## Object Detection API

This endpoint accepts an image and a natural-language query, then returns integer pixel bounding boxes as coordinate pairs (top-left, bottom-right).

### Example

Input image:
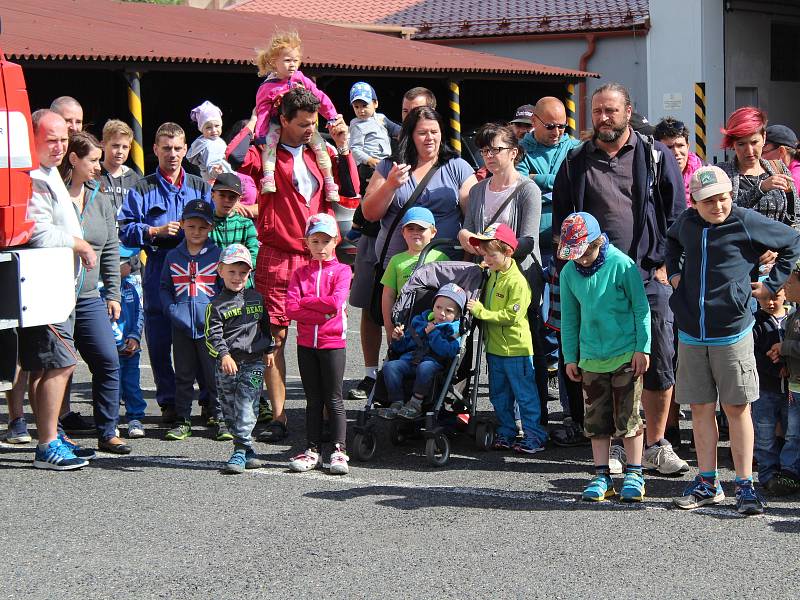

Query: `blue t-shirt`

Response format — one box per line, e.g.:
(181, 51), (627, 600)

(374, 157), (473, 268)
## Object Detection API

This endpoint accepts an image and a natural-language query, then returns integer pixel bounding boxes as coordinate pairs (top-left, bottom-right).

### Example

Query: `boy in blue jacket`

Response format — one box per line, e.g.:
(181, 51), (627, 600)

(159, 200), (227, 441)
(667, 165), (800, 516)
(379, 283), (466, 420)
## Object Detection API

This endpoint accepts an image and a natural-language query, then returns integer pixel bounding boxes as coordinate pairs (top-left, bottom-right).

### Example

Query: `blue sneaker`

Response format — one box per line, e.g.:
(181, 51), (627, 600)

(33, 439), (88, 471)
(673, 475), (725, 510)
(620, 471), (646, 502)
(735, 480), (766, 515)
(222, 449), (247, 474)
(512, 436), (546, 455)
(582, 474), (616, 501)
(58, 433), (96, 461)
(5, 417), (32, 443)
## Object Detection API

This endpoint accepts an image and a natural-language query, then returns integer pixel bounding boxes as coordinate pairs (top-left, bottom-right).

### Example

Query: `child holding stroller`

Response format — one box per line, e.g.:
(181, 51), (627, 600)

(379, 283), (467, 420)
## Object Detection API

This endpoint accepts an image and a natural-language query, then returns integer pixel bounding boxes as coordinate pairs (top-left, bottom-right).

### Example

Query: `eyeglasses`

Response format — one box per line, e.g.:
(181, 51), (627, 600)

(534, 114), (567, 131)
(479, 146), (513, 157)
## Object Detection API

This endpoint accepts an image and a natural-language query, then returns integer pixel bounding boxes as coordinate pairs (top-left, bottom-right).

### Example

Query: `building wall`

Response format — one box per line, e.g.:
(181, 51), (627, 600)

(724, 2), (800, 142)
(449, 33), (649, 130)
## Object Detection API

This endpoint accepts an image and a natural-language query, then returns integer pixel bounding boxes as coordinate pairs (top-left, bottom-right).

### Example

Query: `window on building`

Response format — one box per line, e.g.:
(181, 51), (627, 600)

(772, 22), (800, 81)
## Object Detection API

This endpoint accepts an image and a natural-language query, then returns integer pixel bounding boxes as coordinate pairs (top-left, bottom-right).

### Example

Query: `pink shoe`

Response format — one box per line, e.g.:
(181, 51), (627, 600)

(260, 172), (276, 194)
(288, 448), (321, 472)
(329, 444), (349, 475)
(323, 176), (339, 202)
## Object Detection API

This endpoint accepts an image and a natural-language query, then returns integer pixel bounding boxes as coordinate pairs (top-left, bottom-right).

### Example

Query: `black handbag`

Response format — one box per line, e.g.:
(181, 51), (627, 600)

(368, 164), (441, 324)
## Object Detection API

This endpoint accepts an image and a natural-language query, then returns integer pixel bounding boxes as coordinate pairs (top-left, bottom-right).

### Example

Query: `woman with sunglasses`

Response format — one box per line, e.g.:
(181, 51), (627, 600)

(654, 117), (703, 207)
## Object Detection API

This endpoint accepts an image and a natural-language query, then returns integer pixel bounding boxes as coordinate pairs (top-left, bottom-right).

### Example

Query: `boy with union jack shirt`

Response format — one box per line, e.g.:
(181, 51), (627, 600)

(159, 200), (229, 441)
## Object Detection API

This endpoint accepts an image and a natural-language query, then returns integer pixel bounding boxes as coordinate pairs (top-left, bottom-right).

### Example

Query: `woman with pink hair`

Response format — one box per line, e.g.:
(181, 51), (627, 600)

(718, 106), (797, 226)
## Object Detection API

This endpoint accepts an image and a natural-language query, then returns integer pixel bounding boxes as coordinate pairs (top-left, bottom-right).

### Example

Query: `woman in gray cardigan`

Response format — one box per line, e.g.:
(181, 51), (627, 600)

(59, 131), (130, 454)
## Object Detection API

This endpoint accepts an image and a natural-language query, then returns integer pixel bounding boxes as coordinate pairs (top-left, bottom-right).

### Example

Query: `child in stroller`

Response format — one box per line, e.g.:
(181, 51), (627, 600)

(378, 283), (467, 420)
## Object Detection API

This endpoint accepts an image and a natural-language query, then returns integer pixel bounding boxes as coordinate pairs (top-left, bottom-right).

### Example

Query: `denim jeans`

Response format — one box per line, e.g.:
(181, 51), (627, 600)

(120, 351), (146, 421)
(752, 389), (800, 482)
(382, 357), (443, 405)
(487, 354), (547, 444)
(217, 360), (265, 449)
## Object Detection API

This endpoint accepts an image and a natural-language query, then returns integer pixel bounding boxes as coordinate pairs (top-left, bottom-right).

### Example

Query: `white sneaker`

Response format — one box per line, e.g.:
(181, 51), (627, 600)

(289, 449), (321, 473)
(329, 445), (350, 475)
(609, 444), (627, 475)
(643, 441), (689, 475)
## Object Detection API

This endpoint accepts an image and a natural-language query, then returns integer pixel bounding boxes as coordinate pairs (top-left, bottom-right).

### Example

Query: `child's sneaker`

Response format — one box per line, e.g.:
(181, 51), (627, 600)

(127, 420), (145, 439)
(165, 419), (192, 441)
(5, 417), (32, 443)
(643, 440), (689, 475)
(33, 439), (88, 471)
(329, 444), (349, 475)
(289, 448), (321, 472)
(244, 448), (265, 469)
(768, 470), (800, 496)
(323, 176), (340, 202)
(492, 435), (513, 450)
(620, 471), (646, 502)
(512, 436), (545, 455)
(222, 449), (247, 474)
(672, 475), (725, 509)
(398, 397), (423, 420)
(582, 474), (616, 502)
(735, 480), (766, 515)
(377, 401), (403, 419)
(609, 444), (626, 475)
(260, 172), (276, 194)
(58, 433), (96, 461)
(257, 395), (273, 423)
(215, 422), (234, 442)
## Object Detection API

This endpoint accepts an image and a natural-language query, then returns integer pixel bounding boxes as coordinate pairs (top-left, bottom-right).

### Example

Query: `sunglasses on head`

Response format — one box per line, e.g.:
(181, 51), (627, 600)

(655, 120), (687, 134)
(534, 114), (567, 131)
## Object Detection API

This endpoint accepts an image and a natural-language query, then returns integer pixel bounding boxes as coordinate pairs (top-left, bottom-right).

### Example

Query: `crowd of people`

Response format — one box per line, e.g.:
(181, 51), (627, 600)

(9, 31), (800, 517)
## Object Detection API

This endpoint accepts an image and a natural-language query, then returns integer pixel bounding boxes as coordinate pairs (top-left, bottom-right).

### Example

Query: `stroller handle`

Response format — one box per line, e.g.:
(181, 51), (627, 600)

(414, 238), (462, 268)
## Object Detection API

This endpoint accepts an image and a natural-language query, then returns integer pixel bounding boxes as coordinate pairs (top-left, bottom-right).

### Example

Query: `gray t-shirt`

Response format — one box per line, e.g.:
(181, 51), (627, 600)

(374, 157), (473, 268)
(583, 132), (637, 256)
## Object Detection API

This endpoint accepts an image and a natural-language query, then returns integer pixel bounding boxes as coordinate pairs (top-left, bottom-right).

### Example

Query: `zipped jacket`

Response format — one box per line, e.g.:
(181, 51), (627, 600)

(390, 311), (461, 364)
(781, 309), (800, 391)
(205, 287), (275, 363)
(159, 239), (221, 339)
(666, 205), (800, 342)
(753, 309), (788, 394)
(285, 257), (352, 349)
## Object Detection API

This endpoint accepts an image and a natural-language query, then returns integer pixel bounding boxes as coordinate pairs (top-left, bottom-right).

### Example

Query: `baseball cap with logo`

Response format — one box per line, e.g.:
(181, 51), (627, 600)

(435, 282), (467, 313)
(349, 82), (376, 105)
(468, 223), (519, 251)
(401, 206), (436, 228)
(212, 172), (243, 196)
(766, 124), (799, 149)
(510, 104), (535, 125)
(305, 212), (339, 238)
(558, 212), (602, 261)
(689, 166), (732, 202)
(181, 200), (214, 224)
(219, 243), (253, 269)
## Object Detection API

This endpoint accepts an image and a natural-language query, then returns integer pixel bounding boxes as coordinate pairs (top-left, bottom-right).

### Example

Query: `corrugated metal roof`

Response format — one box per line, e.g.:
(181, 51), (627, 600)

(0, 0), (597, 78)
(229, 0), (650, 40)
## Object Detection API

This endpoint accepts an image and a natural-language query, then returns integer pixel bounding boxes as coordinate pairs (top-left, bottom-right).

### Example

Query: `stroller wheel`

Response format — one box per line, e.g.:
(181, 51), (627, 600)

(425, 433), (450, 467)
(353, 432), (377, 462)
(475, 421), (495, 451)
(389, 421), (409, 446)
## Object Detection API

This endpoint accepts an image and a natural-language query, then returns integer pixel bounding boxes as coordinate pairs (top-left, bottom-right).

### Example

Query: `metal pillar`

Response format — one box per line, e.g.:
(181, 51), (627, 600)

(448, 80), (461, 155)
(565, 83), (577, 138)
(694, 82), (707, 162)
(125, 71), (145, 176)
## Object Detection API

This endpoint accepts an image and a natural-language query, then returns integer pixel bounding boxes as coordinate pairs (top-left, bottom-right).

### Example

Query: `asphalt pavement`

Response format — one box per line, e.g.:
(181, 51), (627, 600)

(2, 307), (799, 599)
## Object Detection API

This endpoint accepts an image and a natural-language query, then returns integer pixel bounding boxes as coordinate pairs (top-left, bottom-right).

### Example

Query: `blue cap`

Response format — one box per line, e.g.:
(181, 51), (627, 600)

(119, 245), (137, 260)
(305, 213), (339, 238)
(181, 200), (214, 224)
(558, 211), (602, 261)
(349, 82), (376, 104)
(435, 283), (467, 312)
(400, 206), (435, 228)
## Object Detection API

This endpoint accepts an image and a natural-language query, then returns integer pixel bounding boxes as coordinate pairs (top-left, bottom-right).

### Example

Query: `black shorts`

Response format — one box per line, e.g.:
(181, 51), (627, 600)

(643, 278), (675, 392)
(18, 315), (78, 371)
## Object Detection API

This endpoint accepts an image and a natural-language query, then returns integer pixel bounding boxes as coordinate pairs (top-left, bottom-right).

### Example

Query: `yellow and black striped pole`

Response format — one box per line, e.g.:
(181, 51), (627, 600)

(694, 82), (707, 162)
(448, 80), (461, 155)
(565, 83), (577, 137)
(126, 71), (145, 176)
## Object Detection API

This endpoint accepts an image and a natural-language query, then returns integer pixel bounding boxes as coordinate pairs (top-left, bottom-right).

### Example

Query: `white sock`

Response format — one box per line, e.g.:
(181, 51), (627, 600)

(364, 367), (377, 380)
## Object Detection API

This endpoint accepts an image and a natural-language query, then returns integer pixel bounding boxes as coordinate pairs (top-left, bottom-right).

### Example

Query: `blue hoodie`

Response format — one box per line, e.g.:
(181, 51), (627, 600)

(517, 132), (581, 193)
(390, 311), (461, 364)
(159, 239), (221, 339)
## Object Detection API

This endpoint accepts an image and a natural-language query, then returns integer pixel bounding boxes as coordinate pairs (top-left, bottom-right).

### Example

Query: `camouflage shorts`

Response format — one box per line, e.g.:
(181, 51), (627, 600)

(581, 364), (643, 438)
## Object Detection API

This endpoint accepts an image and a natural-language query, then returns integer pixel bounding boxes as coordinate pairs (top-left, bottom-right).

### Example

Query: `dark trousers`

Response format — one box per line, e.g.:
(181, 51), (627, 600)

(172, 329), (220, 422)
(145, 309), (175, 408)
(73, 296), (120, 440)
(556, 331), (584, 426)
(529, 309), (554, 426)
(297, 346), (347, 448)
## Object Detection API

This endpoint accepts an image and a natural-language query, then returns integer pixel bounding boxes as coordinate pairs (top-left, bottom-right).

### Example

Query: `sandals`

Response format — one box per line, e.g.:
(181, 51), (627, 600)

(258, 419), (288, 443)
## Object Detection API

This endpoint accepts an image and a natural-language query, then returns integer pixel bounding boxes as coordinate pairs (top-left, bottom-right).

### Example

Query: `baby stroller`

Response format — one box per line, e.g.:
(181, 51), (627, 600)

(352, 240), (494, 467)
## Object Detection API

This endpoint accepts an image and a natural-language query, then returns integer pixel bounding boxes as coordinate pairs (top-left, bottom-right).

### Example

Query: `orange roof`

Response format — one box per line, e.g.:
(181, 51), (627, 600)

(0, 0), (597, 78)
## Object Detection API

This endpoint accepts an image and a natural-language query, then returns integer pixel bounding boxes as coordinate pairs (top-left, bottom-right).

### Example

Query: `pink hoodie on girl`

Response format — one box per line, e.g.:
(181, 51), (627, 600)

(682, 152), (704, 207)
(255, 71), (338, 138)
(285, 257), (352, 349)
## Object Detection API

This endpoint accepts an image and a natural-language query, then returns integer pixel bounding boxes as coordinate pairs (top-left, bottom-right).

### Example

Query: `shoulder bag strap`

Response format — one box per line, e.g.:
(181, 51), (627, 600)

(484, 181), (525, 229)
(377, 163), (441, 267)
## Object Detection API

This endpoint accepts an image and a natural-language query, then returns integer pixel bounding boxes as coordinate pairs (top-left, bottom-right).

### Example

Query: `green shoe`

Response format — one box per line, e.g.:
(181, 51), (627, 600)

(215, 422), (234, 442)
(620, 471), (646, 503)
(582, 474), (616, 502)
(165, 420), (192, 441)
(257, 395), (273, 423)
